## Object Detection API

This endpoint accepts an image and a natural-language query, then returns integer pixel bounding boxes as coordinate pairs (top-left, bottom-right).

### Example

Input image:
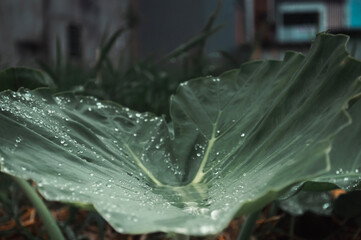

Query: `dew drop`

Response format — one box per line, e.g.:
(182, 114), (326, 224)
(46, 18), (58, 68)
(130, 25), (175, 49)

(211, 210), (220, 220)
(322, 203), (330, 210)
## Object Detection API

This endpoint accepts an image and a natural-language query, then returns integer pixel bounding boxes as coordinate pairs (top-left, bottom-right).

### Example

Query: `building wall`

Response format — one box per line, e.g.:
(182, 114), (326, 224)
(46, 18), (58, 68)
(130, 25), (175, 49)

(327, 1), (344, 29)
(347, 0), (361, 28)
(137, 0), (236, 58)
(0, 0), (129, 67)
(0, 0), (44, 66)
(47, 0), (129, 66)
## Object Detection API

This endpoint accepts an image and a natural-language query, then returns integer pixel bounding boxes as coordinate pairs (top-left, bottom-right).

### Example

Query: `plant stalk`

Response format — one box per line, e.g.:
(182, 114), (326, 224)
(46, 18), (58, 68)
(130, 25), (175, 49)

(237, 210), (261, 240)
(289, 215), (296, 240)
(11, 176), (65, 240)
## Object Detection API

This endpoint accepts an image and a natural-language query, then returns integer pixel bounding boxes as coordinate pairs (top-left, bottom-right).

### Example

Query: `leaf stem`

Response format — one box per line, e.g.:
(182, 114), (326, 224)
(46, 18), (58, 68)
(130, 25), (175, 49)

(289, 215), (296, 240)
(11, 176), (65, 240)
(237, 210), (261, 240)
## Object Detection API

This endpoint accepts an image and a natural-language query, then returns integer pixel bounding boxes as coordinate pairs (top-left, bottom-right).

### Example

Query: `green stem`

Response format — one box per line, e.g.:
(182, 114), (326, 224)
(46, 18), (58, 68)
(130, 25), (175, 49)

(237, 210), (261, 240)
(289, 215), (296, 240)
(268, 202), (277, 217)
(11, 176), (65, 240)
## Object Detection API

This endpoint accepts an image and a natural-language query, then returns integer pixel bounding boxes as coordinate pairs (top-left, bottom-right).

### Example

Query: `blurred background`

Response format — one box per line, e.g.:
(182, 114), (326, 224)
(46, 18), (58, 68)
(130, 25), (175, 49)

(1, 0), (361, 116)
(1, 2), (361, 239)
(1, 0), (361, 67)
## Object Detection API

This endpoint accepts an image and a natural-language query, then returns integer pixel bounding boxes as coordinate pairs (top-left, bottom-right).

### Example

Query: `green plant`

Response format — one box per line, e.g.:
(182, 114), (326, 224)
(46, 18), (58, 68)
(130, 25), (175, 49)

(0, 67), (56, 92)
(35, 2), (230, 118)
(306, 96), (361, 190)
(1, 33), (361, 239)
(277, 94), (361, 221)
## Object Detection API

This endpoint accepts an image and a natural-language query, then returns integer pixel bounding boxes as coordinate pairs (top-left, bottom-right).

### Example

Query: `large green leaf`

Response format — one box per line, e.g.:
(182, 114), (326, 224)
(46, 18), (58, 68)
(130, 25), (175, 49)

(1, 34), (361, 235)
(304, 98), (361, 191)
(279, 99), (361, 214)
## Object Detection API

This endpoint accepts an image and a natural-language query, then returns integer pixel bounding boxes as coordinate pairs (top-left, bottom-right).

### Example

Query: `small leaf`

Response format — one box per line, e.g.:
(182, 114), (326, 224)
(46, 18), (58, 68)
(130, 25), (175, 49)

(1, 34), (361, 235)
(0, 67), (56, 91)
(278, 191), (333, 216)
(279, 191), (333, 216)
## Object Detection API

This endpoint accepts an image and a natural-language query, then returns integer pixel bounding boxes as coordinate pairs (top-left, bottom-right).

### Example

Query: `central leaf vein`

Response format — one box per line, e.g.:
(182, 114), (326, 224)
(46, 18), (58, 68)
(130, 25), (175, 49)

(191, 111), (222, 184)
(124, 144), (163, 186)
